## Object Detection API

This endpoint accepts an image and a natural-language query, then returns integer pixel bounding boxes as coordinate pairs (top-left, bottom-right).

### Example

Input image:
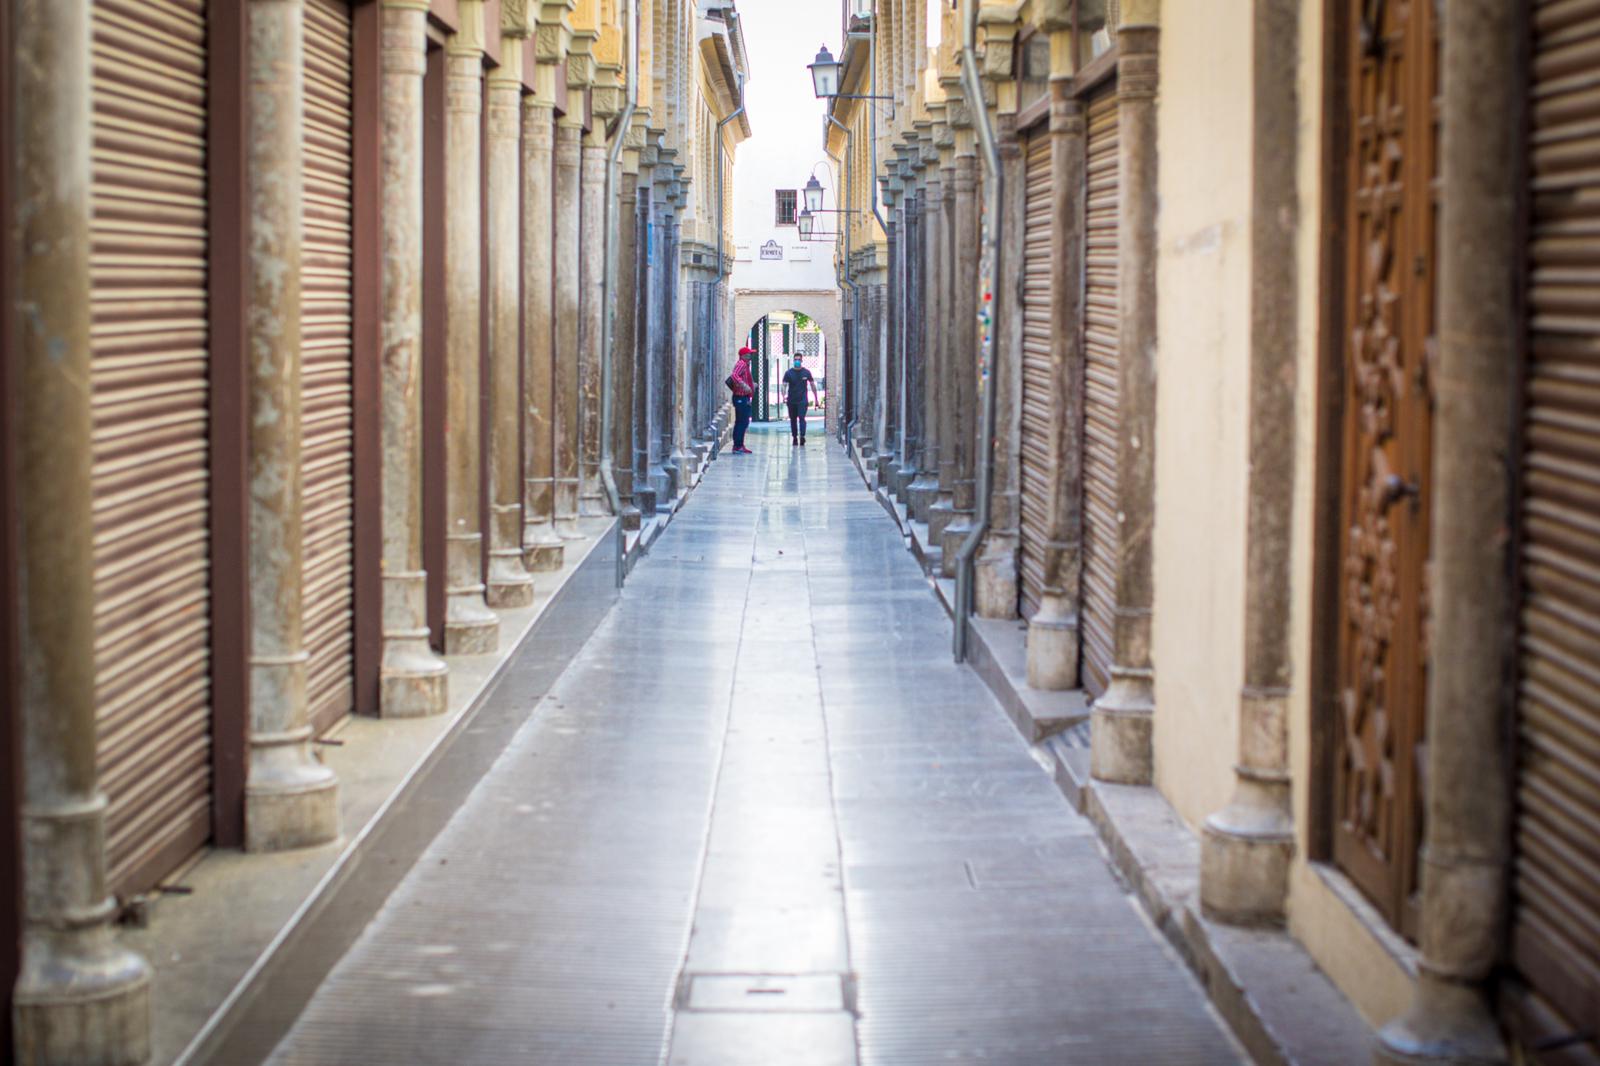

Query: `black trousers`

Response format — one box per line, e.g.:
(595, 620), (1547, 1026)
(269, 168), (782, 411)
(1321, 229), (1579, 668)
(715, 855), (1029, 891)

(788, 401), (807, 440)
(733, 396), (752, 449)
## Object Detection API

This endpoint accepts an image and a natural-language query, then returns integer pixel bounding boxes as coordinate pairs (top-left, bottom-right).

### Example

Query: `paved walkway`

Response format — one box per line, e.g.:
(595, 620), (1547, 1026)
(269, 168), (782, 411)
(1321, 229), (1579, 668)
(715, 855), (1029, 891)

(267, 420), (1243, 1066)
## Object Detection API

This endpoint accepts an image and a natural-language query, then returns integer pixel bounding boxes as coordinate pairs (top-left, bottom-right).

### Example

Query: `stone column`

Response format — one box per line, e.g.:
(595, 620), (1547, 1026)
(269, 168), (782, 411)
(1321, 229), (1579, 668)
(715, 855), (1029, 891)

(927, 153), (959, 550)
(484, 20), (535, 607)
(521, 79), (565, 570)
(1200, 0), (1295, 924)
(877, 201), (899, 480)
(552, 115), (584, 537)
(244, 0), (340, 848)
(1027, 84), (1086, 691)
(941, 149), (979, 576)
(578, 128), (609, 515)
(10, 0), (153, 1052)
(633, 136), (660, 517)
(895, 179), (923, 498)
(666, 178), (690, 498)
(1090, 30), (1159, 783)
(377, 0), (449, 715)
(907, 162), (942, 524)
(976, 114), (1024, 619)
(1376, 1), (1518, 1061)
(614, 157), (643, 532)
(441, 1), (499, 653)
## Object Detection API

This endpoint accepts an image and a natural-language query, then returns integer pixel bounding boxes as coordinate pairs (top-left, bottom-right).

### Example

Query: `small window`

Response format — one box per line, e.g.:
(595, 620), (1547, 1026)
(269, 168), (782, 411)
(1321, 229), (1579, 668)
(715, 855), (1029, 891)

(775, 189), (797, 226)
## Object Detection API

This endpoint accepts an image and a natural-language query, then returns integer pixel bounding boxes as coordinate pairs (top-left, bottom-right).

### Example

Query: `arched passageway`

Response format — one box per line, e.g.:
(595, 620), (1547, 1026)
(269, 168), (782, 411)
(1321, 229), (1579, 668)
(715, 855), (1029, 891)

(733, 290), (842, 433)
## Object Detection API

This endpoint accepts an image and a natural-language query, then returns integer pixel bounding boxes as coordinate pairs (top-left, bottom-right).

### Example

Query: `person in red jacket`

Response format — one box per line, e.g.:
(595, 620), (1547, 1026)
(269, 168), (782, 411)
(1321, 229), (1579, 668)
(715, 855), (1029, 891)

(728, 346), (756, 454)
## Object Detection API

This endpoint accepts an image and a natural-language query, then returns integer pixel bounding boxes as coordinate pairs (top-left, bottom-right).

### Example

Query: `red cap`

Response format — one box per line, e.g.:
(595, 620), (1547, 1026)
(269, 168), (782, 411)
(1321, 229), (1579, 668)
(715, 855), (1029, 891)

(738, 346), (755, 356)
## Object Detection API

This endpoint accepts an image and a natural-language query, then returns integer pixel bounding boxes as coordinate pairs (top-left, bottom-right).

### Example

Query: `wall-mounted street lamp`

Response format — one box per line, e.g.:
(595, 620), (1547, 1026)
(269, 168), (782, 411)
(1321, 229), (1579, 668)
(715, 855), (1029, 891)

(807, 44), (895, 101)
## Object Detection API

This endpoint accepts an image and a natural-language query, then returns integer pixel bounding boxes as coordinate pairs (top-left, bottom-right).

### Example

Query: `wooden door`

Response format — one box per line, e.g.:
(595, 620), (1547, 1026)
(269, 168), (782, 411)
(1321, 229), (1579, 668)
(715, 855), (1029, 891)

(1508, 0), (1600, 1047)
(1329, 0), (1438, 936)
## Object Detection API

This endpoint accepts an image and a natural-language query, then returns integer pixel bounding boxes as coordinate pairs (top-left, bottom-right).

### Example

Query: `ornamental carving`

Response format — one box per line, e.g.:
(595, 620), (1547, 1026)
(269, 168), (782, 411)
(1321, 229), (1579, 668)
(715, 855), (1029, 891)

(1331, 0), (1436, 937)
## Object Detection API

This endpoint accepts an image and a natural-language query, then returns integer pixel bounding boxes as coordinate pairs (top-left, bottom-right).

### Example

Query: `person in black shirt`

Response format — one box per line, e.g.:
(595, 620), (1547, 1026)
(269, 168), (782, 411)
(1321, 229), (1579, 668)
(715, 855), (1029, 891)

(781, 355), (821, 445)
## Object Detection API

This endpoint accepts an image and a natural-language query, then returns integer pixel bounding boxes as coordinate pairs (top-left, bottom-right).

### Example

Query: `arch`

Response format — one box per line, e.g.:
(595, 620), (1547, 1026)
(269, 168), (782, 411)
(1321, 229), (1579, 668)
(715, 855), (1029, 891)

(732, 288), (844, 433)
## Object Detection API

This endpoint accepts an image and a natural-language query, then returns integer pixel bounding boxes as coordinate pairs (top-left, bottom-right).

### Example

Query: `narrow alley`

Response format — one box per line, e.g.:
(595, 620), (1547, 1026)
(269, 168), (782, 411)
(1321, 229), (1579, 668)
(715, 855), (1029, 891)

(260, 422), (1240, 1065)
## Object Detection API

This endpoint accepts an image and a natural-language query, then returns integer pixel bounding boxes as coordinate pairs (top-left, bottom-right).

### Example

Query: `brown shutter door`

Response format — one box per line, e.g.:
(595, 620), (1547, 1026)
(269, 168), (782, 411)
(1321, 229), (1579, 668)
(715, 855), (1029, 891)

(1080, 85), (1120, 697)
(90, 0), (213, 896)
(302, 0), (357, 735)
(1018, 131), (1054, 619)
(1511, 0), (1600, 1041)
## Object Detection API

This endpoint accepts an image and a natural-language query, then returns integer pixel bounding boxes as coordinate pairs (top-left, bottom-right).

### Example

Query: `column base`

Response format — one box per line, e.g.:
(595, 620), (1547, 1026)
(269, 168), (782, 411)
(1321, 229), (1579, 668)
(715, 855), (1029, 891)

(245, 735), (340, 852)
(1027, 602), (1080, 690)
(379, 636), (448, 719)
(1091, 666), (1155, 784)
(975, 537), (1019, 619)
(907, 476), (938, 523)
(554, 478), (582, 538)
(635, 482), (659, 518)
(14, 925), (151, 1066)
(1199, 779), (1294, 926)
(940, 518), (972, 578)
(579, 490), (609, 517)
(522, 521), (566, 572)
(444, 590), (499, 655)
(621, 503), (643, 532)
(486, 551), (536, 608)
(1375, 972), (1507, 1066)
(927, 497), (955, 546)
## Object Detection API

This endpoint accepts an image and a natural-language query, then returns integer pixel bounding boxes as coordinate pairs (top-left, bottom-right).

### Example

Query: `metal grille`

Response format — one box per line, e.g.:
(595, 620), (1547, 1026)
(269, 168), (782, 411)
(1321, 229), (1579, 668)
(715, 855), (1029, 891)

(1080, 85), (1119, 698)
(301, 0), (357, 735)
(89, 0), (213, 897)
(1510, 0), (1600, 1042)
(1019, 131), (1054, 619)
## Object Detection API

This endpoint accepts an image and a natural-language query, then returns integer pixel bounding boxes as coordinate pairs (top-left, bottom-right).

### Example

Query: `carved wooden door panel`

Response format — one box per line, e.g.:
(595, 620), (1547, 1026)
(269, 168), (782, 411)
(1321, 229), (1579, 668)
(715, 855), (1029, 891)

(1330, 0), (1438, 938)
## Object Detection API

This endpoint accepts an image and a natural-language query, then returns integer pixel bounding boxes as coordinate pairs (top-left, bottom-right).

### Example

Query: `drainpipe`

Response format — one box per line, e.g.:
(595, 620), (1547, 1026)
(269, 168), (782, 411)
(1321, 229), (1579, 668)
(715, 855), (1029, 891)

(825, 113), (859, 447)
(715, 48), (746, 442)
(952, 0), (1001, 662)
(600, 0), (638, 588)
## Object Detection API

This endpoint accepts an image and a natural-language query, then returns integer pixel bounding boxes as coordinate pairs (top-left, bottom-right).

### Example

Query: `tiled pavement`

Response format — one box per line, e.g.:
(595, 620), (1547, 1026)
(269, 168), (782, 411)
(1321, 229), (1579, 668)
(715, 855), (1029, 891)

(266, 419), (1245, 1065)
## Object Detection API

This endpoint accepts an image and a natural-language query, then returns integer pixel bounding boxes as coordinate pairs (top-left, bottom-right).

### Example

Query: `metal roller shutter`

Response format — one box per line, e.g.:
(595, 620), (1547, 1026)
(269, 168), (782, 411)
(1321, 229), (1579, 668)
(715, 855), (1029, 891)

(1018, 131), (1054, 618)
(301, 0), (356, 735)
(1511, 1), (1600, 1045)
(89, 0), (213, 896)
(1080, 85), (1120, 697)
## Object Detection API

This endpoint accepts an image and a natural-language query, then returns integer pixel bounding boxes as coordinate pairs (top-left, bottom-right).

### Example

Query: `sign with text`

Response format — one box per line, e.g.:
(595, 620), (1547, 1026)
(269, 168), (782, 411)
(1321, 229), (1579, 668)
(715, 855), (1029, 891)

(759, 239), (783, 261)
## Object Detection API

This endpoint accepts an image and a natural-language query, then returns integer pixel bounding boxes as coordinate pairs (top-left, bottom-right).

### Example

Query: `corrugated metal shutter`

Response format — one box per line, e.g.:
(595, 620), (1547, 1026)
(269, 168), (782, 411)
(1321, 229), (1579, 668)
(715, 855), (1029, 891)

(1018, 130), (1054, 619)
(89, 0), (213, 896)
(301, 0), (356, 735)
(1080, 85), (1120, 697)
(1510, 1), (1600, 1045)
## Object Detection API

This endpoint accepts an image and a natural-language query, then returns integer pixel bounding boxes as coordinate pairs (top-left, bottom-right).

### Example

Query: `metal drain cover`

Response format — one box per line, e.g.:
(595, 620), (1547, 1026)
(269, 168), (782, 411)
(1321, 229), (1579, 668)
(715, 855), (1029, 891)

(686, 974), (845, 1013)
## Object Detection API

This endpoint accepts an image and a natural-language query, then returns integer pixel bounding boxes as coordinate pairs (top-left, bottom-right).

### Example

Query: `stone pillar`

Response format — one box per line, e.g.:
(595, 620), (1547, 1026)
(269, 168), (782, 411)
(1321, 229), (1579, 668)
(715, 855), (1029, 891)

(1027, 85), (1086, 691)
(484, 22), (535, 607)
(941, 150), (979, 576)
(614, 158), (643, 532)
(244, 0), (341, 848)
(1090, 30), (1159, 783)
(907, 163), (943, 524)
(976, 115), (1024, 619)
(927, 154), (959, 549)
(441, 1), (499, 654)
(578, 129), (609, 515)
(10, 0), (153, 1052)
(521, 81), (565, 570)
(1375, 1), (1518, 1061)
(666, 180), (690, 498)
(877, 203), (899, 478)
(377, 0), (449, 715)
(1200, 0), (1295, 924)
(633, 137), (660, 517)
(895, 180), (923, 497)
(552, 116), (584, 537)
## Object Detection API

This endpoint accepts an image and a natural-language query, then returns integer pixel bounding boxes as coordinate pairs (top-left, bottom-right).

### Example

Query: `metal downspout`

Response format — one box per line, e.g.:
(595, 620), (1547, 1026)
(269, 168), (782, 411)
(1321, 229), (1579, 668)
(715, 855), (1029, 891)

(825, 113), (859, 447)
(600, 0), (638, 588)
(953, 0), (1002, 661)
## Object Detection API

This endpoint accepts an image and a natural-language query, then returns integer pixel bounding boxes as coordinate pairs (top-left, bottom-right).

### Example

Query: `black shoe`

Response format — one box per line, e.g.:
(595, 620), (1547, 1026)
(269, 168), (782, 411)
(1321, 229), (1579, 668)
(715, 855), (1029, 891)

(799, 438), (807, 446)
(792, 438), (798, 446)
